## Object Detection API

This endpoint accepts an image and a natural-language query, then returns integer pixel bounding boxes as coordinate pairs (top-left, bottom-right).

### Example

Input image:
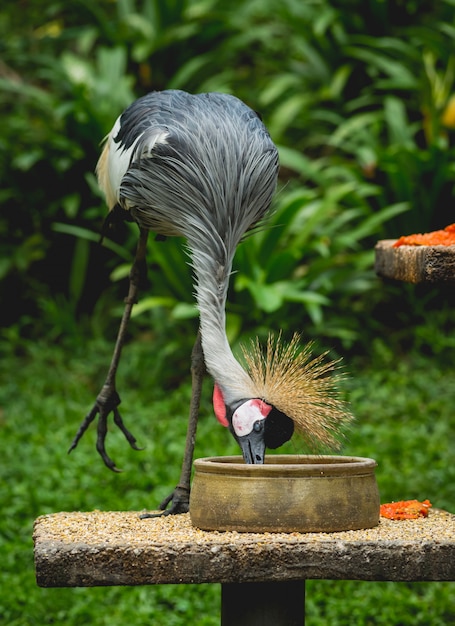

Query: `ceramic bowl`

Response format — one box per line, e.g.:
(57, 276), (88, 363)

(190, 454), (380, 533)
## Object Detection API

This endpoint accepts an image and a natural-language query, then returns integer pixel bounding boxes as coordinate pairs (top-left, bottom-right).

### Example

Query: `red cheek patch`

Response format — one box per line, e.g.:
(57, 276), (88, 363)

(250, 398), (272, 418)
(213, 384), (229, 427)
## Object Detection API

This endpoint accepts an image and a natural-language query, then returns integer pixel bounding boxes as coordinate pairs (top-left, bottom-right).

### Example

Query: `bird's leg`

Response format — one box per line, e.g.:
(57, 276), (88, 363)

(68, 228), (149, 472)
(141, 330), (205, 517)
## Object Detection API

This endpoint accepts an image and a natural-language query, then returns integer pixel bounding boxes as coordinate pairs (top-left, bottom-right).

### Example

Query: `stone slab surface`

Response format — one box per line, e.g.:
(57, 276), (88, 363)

(375, 240), (455, 284)
(34, 509), (455, 587)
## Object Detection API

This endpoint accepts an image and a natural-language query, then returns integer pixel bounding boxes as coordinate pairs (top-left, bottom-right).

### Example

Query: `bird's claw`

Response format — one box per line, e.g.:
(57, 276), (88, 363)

(140, 485), (190, 518)
(68, 383), (142, 472)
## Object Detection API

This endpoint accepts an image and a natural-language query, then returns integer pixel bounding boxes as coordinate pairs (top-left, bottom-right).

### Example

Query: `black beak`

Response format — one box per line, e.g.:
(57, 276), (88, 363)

(236, 422), (266, 464)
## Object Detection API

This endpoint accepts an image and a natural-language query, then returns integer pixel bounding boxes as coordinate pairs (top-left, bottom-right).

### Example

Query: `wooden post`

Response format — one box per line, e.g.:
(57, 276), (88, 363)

(221, 581), (305, 626)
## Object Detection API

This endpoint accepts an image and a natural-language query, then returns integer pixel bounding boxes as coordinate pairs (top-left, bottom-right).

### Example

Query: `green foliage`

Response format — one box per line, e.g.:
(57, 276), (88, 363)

(231, 152), (408, 345)
(2, 0), (455, 352)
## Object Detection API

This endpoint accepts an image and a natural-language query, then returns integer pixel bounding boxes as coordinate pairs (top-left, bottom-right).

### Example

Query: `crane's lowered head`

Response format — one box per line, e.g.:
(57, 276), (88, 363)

(213, 388), (294, 463)
(212, 334), (353, 464)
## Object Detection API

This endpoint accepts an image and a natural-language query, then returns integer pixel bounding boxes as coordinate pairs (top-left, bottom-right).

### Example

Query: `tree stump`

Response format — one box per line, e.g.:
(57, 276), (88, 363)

(375, 240), (455, 284)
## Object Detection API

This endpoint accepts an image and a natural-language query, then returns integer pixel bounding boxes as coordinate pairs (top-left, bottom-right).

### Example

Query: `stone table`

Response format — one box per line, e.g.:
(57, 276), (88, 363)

(34, 509), (455, 625)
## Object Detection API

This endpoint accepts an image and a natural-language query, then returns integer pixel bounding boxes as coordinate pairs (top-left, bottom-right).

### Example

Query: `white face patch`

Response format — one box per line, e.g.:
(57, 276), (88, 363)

(232, 399), (271, 437)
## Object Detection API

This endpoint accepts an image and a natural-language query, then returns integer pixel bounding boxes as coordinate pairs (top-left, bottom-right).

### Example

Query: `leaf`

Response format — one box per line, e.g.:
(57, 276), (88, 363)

(337, 202), (410, 246)
(52, 223), (133, 261)
(328, 112), (380, 149)
(345, 45), (418, 88)
(384, 96), (416, 147)
(69, 238), (90, 305)
(171, 302), (198, 319)
(259, 74), (299, 106)
(268, 94), (312, 139)
(131, 296), (178, 317)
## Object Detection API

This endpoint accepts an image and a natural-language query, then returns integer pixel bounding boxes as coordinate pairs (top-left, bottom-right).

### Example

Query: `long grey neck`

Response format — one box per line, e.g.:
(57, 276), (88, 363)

(188, 236), (254, 405)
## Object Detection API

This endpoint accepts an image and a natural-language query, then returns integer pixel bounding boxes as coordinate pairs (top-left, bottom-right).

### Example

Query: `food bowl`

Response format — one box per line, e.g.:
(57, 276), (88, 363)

(190, 455), (380, 533)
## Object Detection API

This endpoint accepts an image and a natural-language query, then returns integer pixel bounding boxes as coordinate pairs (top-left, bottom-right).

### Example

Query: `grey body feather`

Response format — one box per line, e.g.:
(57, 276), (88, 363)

(103, 90), (279, 404)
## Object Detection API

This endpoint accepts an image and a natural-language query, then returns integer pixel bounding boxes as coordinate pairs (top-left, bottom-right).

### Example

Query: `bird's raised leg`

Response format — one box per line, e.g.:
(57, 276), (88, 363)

(141, 330), (205, 517)
(68, 228), (149, 472)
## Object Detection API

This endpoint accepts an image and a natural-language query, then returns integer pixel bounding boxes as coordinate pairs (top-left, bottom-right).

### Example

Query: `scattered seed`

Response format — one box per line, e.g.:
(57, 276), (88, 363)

(34, 508), (454, 547)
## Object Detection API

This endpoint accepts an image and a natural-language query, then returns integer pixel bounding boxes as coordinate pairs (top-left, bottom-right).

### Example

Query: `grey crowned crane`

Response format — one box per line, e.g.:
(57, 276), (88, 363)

(69, 90), (351, 515)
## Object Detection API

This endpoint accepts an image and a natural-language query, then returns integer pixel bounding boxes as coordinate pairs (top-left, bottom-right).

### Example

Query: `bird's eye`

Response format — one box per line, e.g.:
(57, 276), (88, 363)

(253, 420), (263, 433)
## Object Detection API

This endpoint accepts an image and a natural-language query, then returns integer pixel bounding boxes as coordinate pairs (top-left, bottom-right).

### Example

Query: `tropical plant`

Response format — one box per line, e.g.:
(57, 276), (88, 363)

(2, 0), (455, 354)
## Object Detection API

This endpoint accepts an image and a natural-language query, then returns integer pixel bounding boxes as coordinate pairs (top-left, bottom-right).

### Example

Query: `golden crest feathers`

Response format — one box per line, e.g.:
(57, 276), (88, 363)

(241, 333), (353, 450)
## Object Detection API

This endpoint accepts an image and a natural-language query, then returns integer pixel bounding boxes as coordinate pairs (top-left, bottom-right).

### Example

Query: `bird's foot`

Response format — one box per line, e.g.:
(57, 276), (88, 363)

(140, 484), (190, 518)
(68, 383), (143, 472)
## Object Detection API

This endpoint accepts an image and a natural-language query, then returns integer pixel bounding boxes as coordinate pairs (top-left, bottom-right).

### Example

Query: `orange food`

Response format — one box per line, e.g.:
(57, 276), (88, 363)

(380, 499), (432, 520)
(393, 223), (455, 247)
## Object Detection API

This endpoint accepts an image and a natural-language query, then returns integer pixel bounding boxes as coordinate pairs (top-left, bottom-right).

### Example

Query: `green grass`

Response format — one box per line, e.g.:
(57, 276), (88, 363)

(0, 336), (454, 625)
